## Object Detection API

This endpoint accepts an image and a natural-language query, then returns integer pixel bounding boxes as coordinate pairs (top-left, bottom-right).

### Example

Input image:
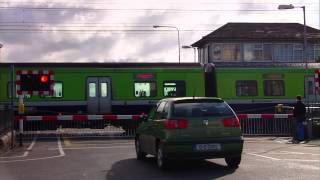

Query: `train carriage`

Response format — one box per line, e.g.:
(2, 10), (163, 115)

(1, 62), (320, 130)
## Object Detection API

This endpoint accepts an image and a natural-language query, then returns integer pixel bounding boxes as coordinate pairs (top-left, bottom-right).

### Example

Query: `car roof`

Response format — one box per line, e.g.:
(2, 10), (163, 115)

(159, 97), (223, 103)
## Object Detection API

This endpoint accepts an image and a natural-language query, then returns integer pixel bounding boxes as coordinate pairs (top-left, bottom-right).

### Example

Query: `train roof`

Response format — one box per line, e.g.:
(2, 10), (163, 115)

(0, 62), (202, 68)
(212, 62), (320, 69)
(1, 62), (320, 69)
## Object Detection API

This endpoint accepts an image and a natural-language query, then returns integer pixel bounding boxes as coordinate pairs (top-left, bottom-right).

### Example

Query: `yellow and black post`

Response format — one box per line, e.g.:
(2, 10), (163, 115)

(18, 94), (24, 146)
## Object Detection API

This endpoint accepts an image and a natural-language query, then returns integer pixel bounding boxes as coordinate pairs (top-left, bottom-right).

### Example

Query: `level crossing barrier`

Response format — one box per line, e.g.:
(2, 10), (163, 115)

(237, 114), (293, 136)
(14, 114), (145, 138)
(14, 113), (294, 138)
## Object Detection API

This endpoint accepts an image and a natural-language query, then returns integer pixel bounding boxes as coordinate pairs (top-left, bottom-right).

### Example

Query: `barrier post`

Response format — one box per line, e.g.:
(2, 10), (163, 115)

(18, 95), (24, 146)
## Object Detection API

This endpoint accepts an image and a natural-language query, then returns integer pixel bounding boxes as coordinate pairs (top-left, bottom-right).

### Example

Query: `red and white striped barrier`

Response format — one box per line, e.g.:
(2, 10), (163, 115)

(237, 114), (293, 119)
(15, 114), (142, 121)
(16, 114), (293, 121)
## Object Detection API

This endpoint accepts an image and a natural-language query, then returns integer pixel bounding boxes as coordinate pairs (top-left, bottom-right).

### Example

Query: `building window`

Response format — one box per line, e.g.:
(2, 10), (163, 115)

(293, 44), (303, 62)
(264, 80), (285, 96)
(315, 44), (320, 62)
(236, 80), (258, 96)
(244, 44), (263, 61)
(263, 44), (273, 61)
(163, 81), (186, 97)
(273, 44), (293, 62)
(134, 82), (156, 97)
(211, 43), (240, 61)
(204, 45), (209, 63)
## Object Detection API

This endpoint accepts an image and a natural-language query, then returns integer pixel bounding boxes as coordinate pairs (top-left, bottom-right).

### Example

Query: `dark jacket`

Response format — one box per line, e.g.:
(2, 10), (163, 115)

(293, 101), (306, 121)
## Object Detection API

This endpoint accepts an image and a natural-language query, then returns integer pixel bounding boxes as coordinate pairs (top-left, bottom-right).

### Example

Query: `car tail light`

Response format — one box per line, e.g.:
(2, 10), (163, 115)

(223, 117), (240, 128)
(164, 119), (188, 129)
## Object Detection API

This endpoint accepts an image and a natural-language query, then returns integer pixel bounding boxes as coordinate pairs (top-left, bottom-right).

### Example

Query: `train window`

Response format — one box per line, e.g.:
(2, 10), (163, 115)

(7, 82), (31, 99)
(134, 82), (156, 97)
(53, 82), (63, 98)
(163, 81), (186, 97)
(89, 82), (97, 97)
(264, 80), (285, 96)
(236, 81), (258, 96)
(100, 82), (108, 97)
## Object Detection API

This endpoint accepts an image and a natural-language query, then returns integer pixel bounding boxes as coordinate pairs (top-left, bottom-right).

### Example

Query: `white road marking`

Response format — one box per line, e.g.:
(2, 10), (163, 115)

(0, 137), (37, 159)
(49, 145), (132, 150)
(57, 136), (65, 156)
(281, 159), (320, 162)
(278, 151), (320, 156)
(0, 136), (65, 163)
(246, 152), (280, 160)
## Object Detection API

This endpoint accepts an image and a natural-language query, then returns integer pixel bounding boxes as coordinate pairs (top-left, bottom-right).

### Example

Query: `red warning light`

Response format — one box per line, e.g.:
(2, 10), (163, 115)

(40, 75), (49, 83)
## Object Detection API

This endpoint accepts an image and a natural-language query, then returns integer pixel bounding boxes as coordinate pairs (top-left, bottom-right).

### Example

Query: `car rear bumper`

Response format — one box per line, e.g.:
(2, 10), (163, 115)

(161, 136), (243, 160)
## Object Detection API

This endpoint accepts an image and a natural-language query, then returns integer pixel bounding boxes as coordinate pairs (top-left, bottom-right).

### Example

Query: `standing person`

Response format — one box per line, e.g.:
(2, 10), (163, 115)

(292, 95), (306, 143)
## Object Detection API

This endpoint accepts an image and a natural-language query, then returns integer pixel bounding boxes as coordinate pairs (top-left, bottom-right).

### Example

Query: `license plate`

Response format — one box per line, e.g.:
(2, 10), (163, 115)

(194, 143), (221, 151)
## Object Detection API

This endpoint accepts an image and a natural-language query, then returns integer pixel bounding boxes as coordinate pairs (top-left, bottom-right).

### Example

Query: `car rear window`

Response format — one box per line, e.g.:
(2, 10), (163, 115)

(172, 102), (234, 117)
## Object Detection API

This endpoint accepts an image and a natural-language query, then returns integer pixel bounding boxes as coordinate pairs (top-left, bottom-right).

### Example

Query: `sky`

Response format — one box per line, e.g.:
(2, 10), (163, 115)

(0, 0), (319, 63)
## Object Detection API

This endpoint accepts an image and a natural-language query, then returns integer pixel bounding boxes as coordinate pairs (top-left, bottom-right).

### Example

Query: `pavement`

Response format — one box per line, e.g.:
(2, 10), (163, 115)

(244, 136), (320, 146)
(0, 131), (15, 154)
(0, 136), (319, 180)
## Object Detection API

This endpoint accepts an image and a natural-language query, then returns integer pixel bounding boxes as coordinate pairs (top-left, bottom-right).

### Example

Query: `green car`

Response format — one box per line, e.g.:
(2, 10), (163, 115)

(135, 97), (243, 169)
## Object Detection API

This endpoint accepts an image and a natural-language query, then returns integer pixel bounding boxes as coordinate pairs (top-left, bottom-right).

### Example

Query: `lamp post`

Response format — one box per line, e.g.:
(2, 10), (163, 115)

(278, 4), (309, 102)
(0, 43), (3, 63)
(182, 45), (197, 62)
(278, 4), (307, 69)
(153, 25), (181, 63)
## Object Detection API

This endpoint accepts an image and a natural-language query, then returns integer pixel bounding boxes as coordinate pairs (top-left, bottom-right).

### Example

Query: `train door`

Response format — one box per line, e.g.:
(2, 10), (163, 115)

(87, 77), (112, 114)
(305, 76), (318, 103)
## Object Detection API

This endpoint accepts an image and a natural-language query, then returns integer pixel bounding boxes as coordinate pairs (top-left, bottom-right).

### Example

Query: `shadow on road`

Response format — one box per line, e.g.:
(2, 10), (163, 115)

(106, 157), (236, 180)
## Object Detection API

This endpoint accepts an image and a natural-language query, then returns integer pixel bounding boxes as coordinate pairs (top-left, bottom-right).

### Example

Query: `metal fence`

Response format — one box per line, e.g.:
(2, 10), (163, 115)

(0, 104), (13, 136)
(238, 114), (293, 136)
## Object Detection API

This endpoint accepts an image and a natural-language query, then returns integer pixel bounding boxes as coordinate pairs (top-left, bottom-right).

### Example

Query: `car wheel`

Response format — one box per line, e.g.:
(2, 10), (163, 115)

(225, 156), (241, 169)
(135, 137), (146, 160)
(156, 144), (169, 169)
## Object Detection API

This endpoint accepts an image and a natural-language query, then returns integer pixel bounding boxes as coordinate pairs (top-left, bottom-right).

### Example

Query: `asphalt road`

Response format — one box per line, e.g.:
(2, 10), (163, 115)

(0, 137), (319, 180)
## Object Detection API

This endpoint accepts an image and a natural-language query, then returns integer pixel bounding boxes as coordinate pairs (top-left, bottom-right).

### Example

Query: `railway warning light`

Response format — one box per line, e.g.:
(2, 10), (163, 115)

(17, 70), (54, 94)
(40, 75), (49, 83)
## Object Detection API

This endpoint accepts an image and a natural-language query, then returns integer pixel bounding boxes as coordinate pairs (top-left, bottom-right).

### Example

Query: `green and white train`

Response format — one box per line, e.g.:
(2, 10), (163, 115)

(0, 62), (319, 115)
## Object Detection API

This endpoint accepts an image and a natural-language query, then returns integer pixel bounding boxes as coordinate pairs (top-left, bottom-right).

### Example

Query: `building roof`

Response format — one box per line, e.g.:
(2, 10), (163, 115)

(192, 23), (320, 47)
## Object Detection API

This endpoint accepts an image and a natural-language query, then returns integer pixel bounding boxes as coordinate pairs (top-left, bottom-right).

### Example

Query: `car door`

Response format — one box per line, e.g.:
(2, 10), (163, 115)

(138, 107), (156, 153)
(144, 101), (167, 154)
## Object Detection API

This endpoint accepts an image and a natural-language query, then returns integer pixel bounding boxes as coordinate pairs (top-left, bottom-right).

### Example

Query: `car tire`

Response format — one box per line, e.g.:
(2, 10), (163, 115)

(135, 137), (146, 160)
(156, 144), (169, 170)
(225, 156), (241, 169)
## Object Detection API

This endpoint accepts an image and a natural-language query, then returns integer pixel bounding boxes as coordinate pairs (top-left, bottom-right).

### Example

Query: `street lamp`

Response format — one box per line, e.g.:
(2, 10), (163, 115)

(182, 45), (197, 63)
(278, 4), (309, 101)
(278, 4), (307, 69)
(153, 25), (181, 63)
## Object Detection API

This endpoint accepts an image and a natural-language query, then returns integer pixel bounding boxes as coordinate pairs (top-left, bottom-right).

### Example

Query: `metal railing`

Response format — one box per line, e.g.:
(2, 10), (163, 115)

(238, 114), (293, 136)
(0, 104), (13, 136)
